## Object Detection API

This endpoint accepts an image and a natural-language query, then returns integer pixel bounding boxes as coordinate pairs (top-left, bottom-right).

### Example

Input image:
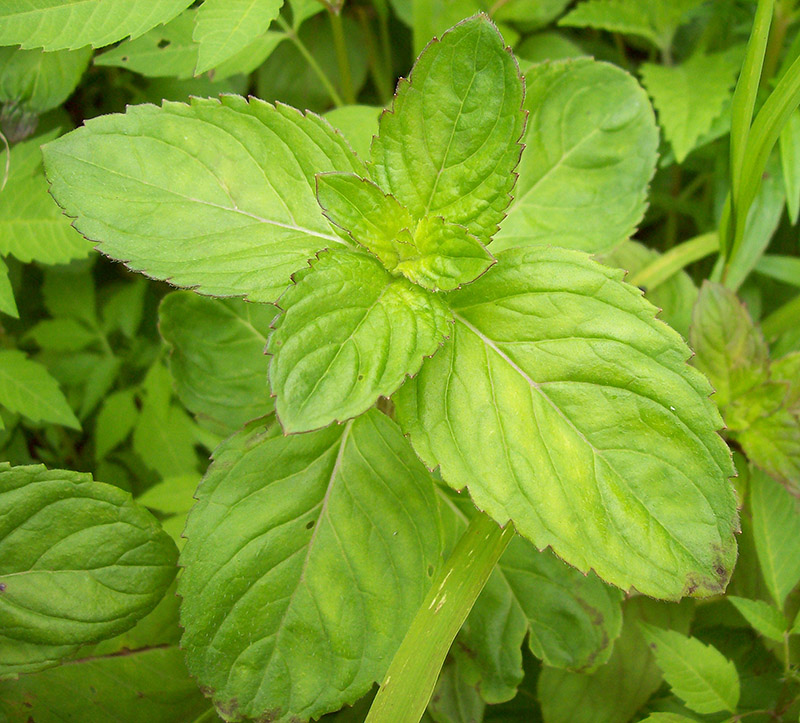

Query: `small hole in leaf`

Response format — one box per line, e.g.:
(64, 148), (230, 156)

(157, 39), (170, 49)
(427, 565), (434, 577)
(358, 374), (364, 381)
(306, 520), (315, 530)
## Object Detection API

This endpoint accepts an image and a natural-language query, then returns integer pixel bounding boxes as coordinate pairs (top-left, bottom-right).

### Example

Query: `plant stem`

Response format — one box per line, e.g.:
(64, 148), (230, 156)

(365, 511), (515, 723)
(329, 10), (356, 104)
(761, 0), (791, 87)
(629, 232), (719, 291)
(276, 17), (344, 108)
(356, 7), (393, 103)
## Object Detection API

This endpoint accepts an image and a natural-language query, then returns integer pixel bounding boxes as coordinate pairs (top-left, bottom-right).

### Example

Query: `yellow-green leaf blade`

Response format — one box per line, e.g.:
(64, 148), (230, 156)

(395, 246), (737, 600)
(43, 96), (364, 302)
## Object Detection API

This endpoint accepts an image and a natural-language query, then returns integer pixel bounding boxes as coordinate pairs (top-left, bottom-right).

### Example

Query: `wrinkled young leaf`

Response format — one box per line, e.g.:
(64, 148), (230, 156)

(538, 597), (693, 723)
(0, 0), (194, 50)
(639, 624), (740, 715)
(494, 58), (658, 254)
(316, 172), (416, 266)
(194, 0), (284, 74)
(0, 45), (91, 114)
(316, 174), (495, 291)
(396, 246), (737, 600)
(160, 291), (277, 435)
(395, 215), (495, 292)
(689, 281), (768, 411)
(370, 15), (525, 245)
(0, 646), (212, 723)
(0, 350), (79, 429)
(559, 0), (703, 50)
(269, 249), (451, 433)
(750, 466), (800, 608)
(640, 50), (740, 163)
(1, 130), (92, 265)
(727, 596), (787, 642)
(179, 411), (443, 722)
(0, 464), (178, 672)
(43, 96), (363, 302)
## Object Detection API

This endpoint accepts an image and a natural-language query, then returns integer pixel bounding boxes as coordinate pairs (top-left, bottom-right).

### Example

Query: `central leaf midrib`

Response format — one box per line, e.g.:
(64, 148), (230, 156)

(452, 312), (715, 572)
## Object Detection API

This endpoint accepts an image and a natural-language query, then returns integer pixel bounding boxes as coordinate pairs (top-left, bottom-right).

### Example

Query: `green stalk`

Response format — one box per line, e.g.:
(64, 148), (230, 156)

(366, 512), (515, 723)
(629, 232), (718, 292)
(727, 0), (774, 255)
(276, 17), (344, 108)
(761, 292), (800, 338)
(329, 10), (356, 105)
(356, 7), (393, 103)
(729, 50), (800, 269)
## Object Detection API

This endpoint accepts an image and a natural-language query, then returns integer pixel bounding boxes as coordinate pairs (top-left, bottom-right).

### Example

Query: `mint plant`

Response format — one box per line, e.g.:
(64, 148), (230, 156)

(1, 1), (800, 722)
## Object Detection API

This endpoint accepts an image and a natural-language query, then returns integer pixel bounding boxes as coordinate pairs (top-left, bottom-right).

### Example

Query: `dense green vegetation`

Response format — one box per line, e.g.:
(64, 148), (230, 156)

(0, 1), (799, 722)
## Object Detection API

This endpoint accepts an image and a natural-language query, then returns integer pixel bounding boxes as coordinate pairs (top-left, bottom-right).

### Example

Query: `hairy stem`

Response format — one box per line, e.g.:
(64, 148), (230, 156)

(365, 511), (515, 723)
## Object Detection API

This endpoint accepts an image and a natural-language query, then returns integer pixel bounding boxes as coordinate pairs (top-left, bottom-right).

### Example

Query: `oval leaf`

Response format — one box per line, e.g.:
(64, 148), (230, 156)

(160, 292), (277, 435)
(369, 14), (526, 244)
(395, 246), (737, 600)
(179, 411), (444, 722)
(494, 58), (658, 254)
(43, 96), (364, 302)
(639, 624), (740, 715)
(268, 249), (451, 433)
(0, 464), (178, 661)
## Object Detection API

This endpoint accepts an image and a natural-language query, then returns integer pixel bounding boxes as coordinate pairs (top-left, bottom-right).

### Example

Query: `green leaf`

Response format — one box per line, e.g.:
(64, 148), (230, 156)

(136, 474), (199, 516)
(0, 0), (195, 51)
(779, 109), (800, 224)
(494, 58), (658, 254)
(179, 410), (444, 722)
(639, 624), (740, 715)
(0, 350), (79, 429)
(755, 254), (800, 287)
(94, 388), (138, 459)
(0, 636), (77, 680)
(727, 596), (788, 642)
(194, 0), (284, 74)
(132, 362), (198, 479)
(0, 45), (91, 114)
(324, 105), (382, 160)
(750, 464), (800, 611)
(737, 413), (800, 498)
(640, 50), (739, 163)
(640, 715), (698, 723)
(0, 646), (212, 722)
(369, 15), (525, 245)
(599, 239), (698, 339)
(160, 292), (277, 436)
(0, 464), (178, 664)
(25, 317), (98, 352)
(396, 215), (496, 292)
(43, 96), (364, 302)
(95, 8), (284, 81)
(0, 258), (18, 318)
(316, 172), (417, 267)
(395, 246), (737, 600)
(538, 596), (694, 723)
(689, 282), (768, 412)
(428, 659), (485, 723)
(268, 249), (451, 433)
(443, 492), (623, 704)
(0, 131), (92, 265)
(559, 0), (703, 50)
(316, 174), (495, 291)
